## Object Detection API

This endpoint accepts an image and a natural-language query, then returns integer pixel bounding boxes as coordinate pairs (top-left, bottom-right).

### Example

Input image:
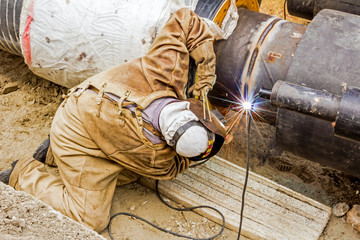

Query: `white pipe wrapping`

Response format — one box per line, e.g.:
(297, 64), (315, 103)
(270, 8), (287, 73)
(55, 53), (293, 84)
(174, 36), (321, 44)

(19, 0), (238, 88)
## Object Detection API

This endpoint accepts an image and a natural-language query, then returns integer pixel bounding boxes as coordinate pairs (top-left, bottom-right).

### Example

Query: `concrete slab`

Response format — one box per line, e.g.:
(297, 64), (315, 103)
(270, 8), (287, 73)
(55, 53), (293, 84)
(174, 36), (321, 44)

(142, 156), (331, 240)
(0, 182), (105, 240)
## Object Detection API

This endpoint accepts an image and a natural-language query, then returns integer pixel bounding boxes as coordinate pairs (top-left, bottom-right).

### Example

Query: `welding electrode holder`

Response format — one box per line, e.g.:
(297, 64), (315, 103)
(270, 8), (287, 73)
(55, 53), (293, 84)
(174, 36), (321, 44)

(259, 80), (360, 142)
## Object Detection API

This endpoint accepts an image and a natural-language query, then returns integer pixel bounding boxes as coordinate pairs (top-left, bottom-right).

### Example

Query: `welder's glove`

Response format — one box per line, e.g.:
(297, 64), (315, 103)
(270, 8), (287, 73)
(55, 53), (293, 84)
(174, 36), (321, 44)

(189, 83), (213, 100)
(189, 41), (216, 100)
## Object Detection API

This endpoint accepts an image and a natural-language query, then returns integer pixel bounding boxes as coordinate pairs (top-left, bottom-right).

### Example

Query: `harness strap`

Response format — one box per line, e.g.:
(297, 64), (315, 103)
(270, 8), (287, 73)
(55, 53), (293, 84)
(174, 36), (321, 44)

(96, 83), (107, 105)
(118, 90), (131, 126)
(61, 88), (77, 107)
(80, 85), (163, 139)
(170, 120), (215, 161)
(170, 121), (203, 147)
(74, 82), (91, 98)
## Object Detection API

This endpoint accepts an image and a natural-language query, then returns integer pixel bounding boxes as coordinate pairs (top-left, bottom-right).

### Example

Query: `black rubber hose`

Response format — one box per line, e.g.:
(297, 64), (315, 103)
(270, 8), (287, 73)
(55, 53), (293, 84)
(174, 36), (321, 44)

(107, 180), (226, 240)
(0, 0), (22, 55)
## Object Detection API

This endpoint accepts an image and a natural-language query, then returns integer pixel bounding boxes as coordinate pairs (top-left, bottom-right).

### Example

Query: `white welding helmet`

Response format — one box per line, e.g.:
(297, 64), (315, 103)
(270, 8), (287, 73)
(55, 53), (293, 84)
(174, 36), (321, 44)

(159, 101), (213, 158)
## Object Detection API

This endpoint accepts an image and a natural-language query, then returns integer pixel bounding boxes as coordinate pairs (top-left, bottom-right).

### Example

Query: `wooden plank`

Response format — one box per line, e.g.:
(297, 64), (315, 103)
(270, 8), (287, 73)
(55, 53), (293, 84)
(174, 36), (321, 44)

(141, 156), (331, 240)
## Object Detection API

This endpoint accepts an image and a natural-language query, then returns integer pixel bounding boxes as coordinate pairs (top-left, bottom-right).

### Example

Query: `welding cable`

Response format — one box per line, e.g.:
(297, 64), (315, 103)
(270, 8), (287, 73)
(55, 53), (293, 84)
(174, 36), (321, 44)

(236, 111), (252, 240)
(107, 180), (226, 240)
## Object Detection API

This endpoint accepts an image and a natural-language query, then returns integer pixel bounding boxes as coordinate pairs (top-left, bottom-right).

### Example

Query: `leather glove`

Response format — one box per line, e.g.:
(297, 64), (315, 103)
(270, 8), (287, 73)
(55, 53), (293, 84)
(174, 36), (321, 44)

(188, 81), (214, 100)
(189, 41), (216, 100)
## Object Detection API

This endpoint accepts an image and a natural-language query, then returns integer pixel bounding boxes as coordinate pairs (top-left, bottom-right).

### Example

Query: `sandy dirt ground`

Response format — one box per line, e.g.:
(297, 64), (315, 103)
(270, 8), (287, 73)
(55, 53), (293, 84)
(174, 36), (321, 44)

(1, 0), (360, 239)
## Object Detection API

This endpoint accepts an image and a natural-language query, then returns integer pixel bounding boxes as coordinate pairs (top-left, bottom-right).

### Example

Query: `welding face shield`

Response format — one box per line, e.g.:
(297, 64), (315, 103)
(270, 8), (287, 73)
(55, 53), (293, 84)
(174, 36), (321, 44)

(159, 98), (226, 161)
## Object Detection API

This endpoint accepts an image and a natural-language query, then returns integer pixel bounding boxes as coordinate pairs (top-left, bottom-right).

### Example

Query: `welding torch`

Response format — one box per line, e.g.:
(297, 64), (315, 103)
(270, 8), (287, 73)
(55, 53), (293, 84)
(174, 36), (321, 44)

(259, 80), (360, 142)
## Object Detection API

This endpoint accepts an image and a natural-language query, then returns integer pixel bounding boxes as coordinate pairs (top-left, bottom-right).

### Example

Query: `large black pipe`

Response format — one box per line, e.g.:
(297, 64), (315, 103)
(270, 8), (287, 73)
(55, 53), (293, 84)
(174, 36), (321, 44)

(212, 8), (360, 177)
(287, 0), (360, 19)
(335, 87), (360, 142)
(264, 80), (342, 122)
(0, 0), (22, 55)
(277, 9), (360, 177)
(211, 8), (306, 124)
(261, 81), (360, 143)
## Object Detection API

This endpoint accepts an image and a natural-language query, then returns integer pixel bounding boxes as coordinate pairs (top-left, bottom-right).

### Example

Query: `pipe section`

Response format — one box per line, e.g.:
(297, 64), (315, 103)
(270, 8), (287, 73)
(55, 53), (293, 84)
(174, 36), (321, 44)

(213, 8), (360, 177)
(211, 8), (306, 123)
(261, 81), (360, 143)
(0, 0), (22, 55)
(277, 9), (360, 177)
(335, 87), (360, 142)
(287, 0), (360, 19)
(267, 80), (342, 122)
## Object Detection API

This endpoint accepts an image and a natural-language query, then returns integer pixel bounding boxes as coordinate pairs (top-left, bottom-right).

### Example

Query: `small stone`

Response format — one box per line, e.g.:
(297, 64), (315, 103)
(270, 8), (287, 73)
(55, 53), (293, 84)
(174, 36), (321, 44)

(129, 205), (136, 211)
(332, 202), (350, 217)
(346, 204), (360, 232)
(356, 190), (359, 195)
(2, 82), (19, 94)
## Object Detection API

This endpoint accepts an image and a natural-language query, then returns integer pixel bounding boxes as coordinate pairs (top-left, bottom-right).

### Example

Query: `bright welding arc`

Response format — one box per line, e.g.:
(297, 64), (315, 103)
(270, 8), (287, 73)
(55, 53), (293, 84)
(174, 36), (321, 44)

(242, 101), (253, 110)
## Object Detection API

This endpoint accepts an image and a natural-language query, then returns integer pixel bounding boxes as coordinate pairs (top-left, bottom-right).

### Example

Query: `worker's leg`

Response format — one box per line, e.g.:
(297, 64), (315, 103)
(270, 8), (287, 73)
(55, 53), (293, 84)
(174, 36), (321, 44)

(9, 153), (124, 233)
(44, 144), (56, 166)
(116, 168), (140, 186)
(45, 143), (139, 186)
(9, 93), (136, 233)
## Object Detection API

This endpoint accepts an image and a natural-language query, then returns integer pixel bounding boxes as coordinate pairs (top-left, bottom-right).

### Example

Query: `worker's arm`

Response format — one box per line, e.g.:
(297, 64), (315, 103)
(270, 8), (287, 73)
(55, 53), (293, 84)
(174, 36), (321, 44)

(142, 8), (216, 100)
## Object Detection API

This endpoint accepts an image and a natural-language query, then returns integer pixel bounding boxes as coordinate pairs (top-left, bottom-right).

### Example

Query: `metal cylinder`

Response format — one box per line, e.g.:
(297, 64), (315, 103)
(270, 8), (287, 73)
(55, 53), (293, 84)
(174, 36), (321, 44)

(335, 87), (360, 142)
(287, 0), (314, 19)
(277, 9), (360, 177)
(287, 0), (360, 19)
(270, 80), (341, 122)
(214, 8), (360, 178)
(210, 8), (306, 123)
(263, 81), (360, 143)
(0, 0), (22, 55)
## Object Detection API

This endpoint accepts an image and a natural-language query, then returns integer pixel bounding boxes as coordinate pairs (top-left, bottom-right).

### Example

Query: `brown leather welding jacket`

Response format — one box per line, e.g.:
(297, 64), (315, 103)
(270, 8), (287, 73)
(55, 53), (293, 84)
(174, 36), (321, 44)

(66, 8), (217, 180)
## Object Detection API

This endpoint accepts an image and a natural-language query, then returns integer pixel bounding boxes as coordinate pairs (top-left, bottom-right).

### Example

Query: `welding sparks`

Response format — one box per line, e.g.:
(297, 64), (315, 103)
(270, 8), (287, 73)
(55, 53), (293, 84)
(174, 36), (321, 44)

(232, 94), (259, 116)
(210, 88), (270, 137)
(207, 77), (274, 140)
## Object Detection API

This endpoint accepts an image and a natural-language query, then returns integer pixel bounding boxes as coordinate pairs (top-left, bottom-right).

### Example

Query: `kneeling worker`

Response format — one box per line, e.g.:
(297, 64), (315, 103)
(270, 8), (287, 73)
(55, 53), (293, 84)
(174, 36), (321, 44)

(0, 8), (225, 232)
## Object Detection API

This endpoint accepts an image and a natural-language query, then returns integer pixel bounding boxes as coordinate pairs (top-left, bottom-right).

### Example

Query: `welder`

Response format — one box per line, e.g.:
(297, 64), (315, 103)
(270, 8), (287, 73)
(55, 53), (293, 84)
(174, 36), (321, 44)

(0, 8), (225, 232)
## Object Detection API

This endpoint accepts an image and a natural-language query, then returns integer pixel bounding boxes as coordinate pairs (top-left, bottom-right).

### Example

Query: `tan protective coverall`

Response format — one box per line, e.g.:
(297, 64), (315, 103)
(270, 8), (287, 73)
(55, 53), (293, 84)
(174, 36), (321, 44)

(9, 8), (216, 232)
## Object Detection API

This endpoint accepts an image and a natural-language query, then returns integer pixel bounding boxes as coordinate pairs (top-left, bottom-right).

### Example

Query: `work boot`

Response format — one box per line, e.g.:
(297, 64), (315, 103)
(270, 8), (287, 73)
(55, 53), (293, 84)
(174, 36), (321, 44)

(0, 160), (19, 185)
(33, 136), (50, 163)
